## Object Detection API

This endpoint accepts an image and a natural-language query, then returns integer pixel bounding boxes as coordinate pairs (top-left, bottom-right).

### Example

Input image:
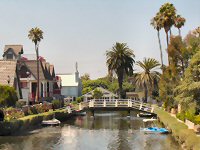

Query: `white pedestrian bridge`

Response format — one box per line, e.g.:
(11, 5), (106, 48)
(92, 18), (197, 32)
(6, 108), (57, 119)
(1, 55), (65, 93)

(78, 99), (154, 114)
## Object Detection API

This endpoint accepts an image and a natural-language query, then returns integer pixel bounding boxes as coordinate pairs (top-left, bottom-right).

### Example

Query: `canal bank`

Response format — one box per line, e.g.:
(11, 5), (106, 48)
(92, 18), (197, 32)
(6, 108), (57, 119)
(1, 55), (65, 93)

(0, 111), (181, 150)
(155, 107), (200, 150)
(0, 109), (76, 136)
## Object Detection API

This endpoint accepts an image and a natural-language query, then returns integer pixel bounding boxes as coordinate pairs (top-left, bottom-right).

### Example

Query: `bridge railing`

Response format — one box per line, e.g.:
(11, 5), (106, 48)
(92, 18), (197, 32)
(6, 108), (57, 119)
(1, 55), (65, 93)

(78, 99), (154, 113)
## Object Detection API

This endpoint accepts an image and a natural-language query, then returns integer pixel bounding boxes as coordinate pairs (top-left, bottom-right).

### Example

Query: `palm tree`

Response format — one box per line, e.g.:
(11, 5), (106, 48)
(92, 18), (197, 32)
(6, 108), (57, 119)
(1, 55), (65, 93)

(28, 27), (43, 103)
(158, 3), (176, 65)
(106, 42), (135, 98)
(151, 13), (164, 71)
(159, 3), (176, 48)
(135, 58), (160, 103)
(174, 15), (186, 36)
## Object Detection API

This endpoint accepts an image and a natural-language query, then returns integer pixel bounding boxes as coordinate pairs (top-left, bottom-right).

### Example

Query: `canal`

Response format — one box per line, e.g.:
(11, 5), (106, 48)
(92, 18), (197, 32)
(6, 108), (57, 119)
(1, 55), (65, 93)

(0, 111), (181, 150)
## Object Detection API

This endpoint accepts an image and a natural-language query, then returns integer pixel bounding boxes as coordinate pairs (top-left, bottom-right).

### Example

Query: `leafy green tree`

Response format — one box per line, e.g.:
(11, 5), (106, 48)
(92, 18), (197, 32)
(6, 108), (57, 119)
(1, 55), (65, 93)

(92, 89), (103, 99)
(159, 64), (180, 109)
(135, 58), (160, 103)
(0, 85), (18, 107)
(28, 27), (43, 103)
(81, 73), (90, 81)
(175, 50), (200, 112)
(184, 30), (200, 58)
(168, 36), (189, 75)
(106, 42), (135, 98)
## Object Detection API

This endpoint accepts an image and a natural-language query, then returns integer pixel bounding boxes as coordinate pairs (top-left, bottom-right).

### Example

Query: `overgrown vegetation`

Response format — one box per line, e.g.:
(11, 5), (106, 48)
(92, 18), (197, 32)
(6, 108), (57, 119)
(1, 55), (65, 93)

(0, 85), (18, 107)
(81, 75), (135, 97)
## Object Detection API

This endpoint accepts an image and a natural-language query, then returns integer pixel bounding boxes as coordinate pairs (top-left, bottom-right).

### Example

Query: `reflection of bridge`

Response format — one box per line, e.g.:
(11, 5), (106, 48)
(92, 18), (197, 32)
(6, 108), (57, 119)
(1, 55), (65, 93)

(78, 99), (154, 115)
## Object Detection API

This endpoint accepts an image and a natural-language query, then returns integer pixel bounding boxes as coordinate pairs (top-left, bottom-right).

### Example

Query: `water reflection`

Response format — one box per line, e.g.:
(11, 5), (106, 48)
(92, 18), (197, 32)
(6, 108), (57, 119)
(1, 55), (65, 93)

(0, 111), (181, 150)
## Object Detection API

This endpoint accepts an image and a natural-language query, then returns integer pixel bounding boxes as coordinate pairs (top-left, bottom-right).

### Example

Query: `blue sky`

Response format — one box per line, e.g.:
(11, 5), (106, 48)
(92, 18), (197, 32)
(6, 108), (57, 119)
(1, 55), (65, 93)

(0, 0), (199, 79)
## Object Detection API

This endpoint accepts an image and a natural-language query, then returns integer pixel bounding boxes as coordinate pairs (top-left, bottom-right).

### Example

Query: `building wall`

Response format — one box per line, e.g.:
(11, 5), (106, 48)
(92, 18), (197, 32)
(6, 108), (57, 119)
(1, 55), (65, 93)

(61, 86), (78, 97)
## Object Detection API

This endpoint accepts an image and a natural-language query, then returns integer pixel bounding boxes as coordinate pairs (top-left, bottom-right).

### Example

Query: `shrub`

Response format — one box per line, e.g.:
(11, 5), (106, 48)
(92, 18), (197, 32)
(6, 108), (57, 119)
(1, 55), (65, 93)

(4, 107), (24, 121)
(76, 96), (83, 103)
(176, 112), (186, 121)
(0, 85), (18, 107)
(15, 101), (26, 108)
(52, 99), (62, 109)
(194, 115), (200, 124)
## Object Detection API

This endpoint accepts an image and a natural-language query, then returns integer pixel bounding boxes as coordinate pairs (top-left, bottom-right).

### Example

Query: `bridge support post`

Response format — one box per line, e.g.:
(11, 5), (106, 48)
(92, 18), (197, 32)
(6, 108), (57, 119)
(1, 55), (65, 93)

(129, 100), (132, 107)
(103, 100), (106, 107)
(128, 109), (131, 116)
(115, 100), (118, 107)
(139, 103), (143, 110)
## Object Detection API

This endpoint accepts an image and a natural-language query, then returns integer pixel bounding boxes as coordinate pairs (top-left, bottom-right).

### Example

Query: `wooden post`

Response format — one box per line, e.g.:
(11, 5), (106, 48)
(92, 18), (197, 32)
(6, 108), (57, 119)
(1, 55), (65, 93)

(115, 100), (118, 107)
(92, 100), (94, 107)
(151, 107), (154, 113)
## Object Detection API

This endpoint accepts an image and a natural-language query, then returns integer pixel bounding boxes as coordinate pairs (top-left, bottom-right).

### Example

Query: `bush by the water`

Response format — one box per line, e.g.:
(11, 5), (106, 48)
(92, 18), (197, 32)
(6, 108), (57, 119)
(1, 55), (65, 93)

(0, 85), (18, 107)
(52, 99), (62, 109)
(4, 107), (24, 121)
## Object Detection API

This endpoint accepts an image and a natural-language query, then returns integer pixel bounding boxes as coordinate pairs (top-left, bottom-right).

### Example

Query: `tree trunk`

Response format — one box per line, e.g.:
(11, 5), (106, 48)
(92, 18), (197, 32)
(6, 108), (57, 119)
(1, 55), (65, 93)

(165, 30), (170, 65)
(35, 44), (40, 103)
(157, 30), (164, 72)
(178, 28), (181, 37)
(117, 70), (124, 99)
(144, 83), (148, 103)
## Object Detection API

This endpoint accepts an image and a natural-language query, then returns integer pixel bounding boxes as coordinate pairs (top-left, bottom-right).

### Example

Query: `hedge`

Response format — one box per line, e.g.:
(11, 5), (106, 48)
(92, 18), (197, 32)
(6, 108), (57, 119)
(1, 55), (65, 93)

(0, 109), (72, 135)
(155, 107), (200, 150)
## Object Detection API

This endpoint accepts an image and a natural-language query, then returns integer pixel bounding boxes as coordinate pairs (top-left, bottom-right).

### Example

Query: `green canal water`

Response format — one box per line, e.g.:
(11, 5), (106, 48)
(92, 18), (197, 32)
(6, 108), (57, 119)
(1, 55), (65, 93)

(0, 111), (181, 150)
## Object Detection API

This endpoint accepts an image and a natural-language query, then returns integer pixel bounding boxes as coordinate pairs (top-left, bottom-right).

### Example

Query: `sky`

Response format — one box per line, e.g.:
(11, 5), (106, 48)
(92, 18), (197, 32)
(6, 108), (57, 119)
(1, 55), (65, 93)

(0, 0), (199, 79)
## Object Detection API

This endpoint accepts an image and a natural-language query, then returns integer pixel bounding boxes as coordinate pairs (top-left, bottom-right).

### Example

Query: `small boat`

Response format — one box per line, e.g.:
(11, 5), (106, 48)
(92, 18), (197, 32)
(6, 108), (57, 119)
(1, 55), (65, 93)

(42, 118), (61, 126)
(137, 113), (154, 118)
(143, 118), (157, 122)
(141, 127), (169, 134)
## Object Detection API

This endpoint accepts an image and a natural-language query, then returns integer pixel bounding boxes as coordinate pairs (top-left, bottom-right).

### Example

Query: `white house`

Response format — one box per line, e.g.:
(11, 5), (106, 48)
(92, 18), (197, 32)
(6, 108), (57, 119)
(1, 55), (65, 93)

(83, 87), (118, 101)
(57, 63), (82, 99)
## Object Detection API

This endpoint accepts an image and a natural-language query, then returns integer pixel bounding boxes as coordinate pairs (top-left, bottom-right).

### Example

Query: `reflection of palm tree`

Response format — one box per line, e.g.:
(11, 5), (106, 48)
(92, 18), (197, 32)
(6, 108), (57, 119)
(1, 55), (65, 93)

(116, 116), (131, 150)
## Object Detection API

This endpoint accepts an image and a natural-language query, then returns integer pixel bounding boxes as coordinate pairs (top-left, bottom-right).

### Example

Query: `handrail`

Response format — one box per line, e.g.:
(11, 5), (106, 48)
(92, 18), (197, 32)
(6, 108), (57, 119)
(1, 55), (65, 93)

(78, 99), (153, 113)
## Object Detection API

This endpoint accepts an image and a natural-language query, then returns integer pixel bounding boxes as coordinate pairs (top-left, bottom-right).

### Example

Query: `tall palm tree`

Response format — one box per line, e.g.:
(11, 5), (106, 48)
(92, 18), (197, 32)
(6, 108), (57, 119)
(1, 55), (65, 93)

(151, 13), (164, 71)
(159, 3), (176, 65)
(135, 58), (160, 103)
(28, 27), (43, 103)
(174, 15), (186, 36)
(106, 42), (135, 98)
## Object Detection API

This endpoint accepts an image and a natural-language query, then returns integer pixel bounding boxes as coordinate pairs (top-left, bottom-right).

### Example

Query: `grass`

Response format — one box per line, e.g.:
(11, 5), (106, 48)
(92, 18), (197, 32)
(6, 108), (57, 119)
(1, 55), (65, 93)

(155, 107), (200, 150)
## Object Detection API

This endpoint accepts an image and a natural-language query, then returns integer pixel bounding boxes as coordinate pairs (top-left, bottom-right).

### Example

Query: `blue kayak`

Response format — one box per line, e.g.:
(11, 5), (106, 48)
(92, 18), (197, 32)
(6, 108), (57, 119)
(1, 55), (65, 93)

(141, 127), (169, 134)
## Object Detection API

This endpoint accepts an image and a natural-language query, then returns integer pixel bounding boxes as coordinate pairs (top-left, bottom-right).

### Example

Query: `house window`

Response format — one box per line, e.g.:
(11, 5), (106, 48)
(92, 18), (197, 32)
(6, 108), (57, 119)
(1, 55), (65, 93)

(7, 54), (13, 59)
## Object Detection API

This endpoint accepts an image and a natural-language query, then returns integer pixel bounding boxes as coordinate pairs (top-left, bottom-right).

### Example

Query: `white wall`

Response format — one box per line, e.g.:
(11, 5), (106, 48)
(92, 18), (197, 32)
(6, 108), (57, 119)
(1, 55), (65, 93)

(61, 86), (78, 97)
